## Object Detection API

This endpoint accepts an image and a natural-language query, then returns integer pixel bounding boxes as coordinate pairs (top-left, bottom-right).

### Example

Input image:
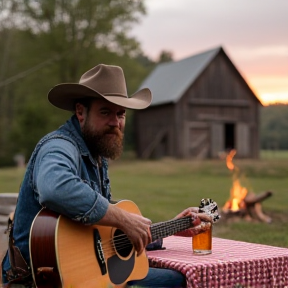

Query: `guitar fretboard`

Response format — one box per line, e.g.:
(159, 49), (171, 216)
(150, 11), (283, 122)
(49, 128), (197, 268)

(150, 216), (191, 241)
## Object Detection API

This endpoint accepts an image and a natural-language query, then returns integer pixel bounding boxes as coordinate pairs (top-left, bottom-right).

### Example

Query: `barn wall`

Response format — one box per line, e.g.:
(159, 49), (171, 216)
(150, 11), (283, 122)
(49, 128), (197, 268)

(173, 95), (188, 158)
(180, 51), (260, 159)
(135, 104), (175, 158)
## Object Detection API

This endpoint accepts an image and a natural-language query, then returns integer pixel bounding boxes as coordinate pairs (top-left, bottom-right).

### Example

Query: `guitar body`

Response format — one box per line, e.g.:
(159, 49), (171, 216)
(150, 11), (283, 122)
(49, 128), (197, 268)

(29, 200), (149, 288)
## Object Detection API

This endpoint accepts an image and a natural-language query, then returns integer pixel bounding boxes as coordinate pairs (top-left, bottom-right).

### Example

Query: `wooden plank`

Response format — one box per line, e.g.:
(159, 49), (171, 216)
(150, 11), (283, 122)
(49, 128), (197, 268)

(211, 123), (224, 158)
(236, 123), (250, 157)
(0, 193), (18, 283)
(141, 127), (169, 159)
(188, 126), (209, 159)
(189, 99), (250, 107)
(0, 214), (9, 226)
(0, 205), (16, 216)
(0, 226), (8, 283)
(198, 114), (237, 121)
(0, 193), (18, 205)
(186, 121), (209, 129)
(0, 193), (17, 225)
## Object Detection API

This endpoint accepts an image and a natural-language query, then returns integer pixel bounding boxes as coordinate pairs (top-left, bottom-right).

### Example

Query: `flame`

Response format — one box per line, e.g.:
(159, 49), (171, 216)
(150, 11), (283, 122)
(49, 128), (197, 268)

(223, 150), (248, 211)
(226, 149), (237, 171)
(229, 179), (248, 211)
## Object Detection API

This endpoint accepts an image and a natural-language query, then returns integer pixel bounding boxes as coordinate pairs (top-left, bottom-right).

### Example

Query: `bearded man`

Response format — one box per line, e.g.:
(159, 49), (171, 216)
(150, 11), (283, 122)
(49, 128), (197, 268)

(1, 64), (210, 288)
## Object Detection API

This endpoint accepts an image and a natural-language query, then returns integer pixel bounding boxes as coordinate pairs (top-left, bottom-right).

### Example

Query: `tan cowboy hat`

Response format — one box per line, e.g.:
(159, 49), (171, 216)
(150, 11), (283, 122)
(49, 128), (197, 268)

(48, 64), (152, 111)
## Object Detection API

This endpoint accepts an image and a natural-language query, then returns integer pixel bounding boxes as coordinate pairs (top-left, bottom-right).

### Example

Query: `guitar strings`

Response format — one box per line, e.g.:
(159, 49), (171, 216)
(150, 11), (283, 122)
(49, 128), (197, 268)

(99, 217), (191, 258)
(101, 234), (132, 257)
(101, 217), (191, 250)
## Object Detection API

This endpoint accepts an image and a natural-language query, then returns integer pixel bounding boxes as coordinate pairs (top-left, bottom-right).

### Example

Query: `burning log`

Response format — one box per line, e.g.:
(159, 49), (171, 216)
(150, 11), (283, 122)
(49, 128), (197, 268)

(244, 190), (273, 205)
(221, 191), (273, 223)
(221, 150), (273, 223)
(244, 191), (273, 223)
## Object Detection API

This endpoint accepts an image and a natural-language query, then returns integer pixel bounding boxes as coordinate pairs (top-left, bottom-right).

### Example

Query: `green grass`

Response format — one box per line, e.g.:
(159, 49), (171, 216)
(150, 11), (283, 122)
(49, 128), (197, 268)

(0, 167), (25, 192)
(260, 149), (288, 159)
(109, 158), (288, 248)
(1, 155), (288, 248)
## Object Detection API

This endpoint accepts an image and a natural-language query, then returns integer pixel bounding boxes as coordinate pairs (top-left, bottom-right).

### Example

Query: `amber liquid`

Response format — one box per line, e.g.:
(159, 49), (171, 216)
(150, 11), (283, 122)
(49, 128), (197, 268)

(192, 226), (212, 255)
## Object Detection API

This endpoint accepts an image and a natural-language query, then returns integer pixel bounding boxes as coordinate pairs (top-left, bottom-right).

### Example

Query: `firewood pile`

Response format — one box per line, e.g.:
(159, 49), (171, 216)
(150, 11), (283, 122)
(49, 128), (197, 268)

(221, 149), (273, 223)
(221, 190), (273, 223)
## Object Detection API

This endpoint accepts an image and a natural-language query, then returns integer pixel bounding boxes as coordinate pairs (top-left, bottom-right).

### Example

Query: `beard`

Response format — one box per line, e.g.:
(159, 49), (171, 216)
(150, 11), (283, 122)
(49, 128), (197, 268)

(82, 122), (124, 160)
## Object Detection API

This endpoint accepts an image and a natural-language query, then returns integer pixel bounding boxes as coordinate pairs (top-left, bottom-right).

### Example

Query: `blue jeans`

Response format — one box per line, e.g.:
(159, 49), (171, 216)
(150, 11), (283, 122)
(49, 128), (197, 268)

(127, 267), (186, 287)
(1, 268), (185, 288)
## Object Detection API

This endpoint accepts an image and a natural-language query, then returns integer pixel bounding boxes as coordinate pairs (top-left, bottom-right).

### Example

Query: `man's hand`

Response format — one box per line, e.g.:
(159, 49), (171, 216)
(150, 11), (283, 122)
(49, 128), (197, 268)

(174, 207), (212, 237)
(175, 207), (212, 224)
(119, 212), (152, 256)
(97, 203), (152, 256)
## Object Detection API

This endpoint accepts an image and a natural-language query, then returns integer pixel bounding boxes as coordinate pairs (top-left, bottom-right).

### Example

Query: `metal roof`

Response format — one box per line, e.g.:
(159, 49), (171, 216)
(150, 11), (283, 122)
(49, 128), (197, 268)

(139, 46), (222, 106)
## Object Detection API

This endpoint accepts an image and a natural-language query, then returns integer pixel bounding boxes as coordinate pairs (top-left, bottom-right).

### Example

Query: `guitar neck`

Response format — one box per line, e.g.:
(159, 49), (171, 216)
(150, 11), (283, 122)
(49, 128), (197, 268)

(150, 216), (191, 241)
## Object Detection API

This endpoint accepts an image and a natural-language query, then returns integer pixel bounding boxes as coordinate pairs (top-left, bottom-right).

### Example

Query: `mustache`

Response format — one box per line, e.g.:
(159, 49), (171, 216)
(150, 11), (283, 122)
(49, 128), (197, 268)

(103, 127), (123, 137)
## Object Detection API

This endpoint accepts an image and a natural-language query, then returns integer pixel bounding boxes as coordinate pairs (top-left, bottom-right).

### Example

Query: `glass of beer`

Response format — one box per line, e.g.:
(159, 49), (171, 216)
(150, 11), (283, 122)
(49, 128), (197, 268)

(192, 225), (212, 255)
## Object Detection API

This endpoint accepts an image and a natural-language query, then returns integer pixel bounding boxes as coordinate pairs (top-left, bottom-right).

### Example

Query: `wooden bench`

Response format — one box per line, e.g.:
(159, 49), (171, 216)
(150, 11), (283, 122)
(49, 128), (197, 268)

(0, 193), (18, 226)
(0, 193), (18, 283)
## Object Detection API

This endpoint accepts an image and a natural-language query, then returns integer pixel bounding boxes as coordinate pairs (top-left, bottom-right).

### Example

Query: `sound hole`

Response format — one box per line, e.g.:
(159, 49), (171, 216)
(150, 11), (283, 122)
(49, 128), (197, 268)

(114, 229), (133, 258)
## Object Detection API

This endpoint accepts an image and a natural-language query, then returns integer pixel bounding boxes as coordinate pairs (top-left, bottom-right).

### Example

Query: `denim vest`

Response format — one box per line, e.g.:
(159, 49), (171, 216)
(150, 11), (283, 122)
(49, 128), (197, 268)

(2, 115), (111, 283)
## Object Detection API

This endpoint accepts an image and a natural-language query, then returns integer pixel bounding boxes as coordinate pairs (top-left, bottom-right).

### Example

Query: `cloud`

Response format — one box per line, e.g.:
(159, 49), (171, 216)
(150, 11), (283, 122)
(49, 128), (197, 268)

(234, 46), (288, 59)
(133, 0), (288, 59)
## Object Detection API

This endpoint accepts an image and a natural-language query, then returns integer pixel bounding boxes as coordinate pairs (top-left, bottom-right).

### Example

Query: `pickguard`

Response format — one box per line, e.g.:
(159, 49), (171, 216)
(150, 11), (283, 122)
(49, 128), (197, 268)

(107, 228), (135, 284)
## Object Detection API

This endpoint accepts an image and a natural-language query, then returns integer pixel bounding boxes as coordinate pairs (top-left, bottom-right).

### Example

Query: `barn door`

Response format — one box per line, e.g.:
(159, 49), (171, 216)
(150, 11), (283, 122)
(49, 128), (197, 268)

(236, 123), (250, 157)
(185, 122), (209, 159)
(210, 123), (224, 158)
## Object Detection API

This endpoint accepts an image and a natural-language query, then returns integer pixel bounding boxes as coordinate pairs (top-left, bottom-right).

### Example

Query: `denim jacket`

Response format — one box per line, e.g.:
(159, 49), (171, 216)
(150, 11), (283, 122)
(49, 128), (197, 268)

(2, 115), (111, 283)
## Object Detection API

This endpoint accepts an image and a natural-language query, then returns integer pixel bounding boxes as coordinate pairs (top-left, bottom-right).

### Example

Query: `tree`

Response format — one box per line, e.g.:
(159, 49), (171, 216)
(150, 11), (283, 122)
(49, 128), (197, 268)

(3, 0), (146, 81)
(0, 0), (150, 166)
(260, 104), (288, 150)
(157, 50), (174, 63)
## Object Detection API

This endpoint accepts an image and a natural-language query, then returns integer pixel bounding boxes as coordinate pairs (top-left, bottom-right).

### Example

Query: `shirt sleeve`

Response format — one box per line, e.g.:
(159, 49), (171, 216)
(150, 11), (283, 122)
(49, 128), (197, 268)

(33, 138), (109, 224)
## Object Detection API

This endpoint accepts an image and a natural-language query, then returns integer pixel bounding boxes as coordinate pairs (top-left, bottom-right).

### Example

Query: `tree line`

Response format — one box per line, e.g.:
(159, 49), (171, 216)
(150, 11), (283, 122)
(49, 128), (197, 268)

(260, 104), (288, 150)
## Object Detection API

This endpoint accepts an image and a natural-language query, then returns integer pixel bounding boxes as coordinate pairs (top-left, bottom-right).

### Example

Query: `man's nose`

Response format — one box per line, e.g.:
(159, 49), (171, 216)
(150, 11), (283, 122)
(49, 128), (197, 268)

(108, 115), (120, 127)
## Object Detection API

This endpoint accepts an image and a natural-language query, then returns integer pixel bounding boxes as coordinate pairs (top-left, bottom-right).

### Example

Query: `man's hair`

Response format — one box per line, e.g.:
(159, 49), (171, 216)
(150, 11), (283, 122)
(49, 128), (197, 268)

(73, 98), (93, 113)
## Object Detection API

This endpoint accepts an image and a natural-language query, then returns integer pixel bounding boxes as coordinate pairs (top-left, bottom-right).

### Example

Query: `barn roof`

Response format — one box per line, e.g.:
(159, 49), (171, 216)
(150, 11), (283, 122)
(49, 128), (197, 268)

(139, 46), (222, 106)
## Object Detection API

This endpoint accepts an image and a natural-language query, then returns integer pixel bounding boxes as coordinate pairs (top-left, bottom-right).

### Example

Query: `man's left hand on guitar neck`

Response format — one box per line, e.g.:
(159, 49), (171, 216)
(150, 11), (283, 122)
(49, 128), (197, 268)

(173, 207), (213, 237)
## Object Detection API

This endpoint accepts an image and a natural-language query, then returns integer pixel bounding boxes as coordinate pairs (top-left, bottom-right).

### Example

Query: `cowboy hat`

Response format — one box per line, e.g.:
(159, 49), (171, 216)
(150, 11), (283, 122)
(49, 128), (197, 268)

(48, 64), (152, 111)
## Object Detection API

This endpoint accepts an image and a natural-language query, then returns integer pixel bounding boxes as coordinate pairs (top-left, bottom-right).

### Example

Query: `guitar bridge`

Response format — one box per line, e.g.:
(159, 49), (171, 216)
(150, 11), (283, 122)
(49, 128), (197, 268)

(93, 229), (107, 275)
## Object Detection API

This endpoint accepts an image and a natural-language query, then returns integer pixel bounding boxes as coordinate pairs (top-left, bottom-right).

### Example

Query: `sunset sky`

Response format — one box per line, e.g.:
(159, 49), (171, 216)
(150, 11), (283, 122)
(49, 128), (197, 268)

(131, 0), (288, 106)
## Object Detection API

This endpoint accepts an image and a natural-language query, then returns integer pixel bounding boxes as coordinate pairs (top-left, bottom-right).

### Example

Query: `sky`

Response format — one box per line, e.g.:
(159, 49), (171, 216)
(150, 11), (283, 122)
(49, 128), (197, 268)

(131, 0), (288, 106)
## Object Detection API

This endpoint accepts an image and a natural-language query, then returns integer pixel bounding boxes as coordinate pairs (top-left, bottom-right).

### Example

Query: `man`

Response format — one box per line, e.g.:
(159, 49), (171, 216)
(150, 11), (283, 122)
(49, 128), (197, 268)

(1, 64), (211, 287)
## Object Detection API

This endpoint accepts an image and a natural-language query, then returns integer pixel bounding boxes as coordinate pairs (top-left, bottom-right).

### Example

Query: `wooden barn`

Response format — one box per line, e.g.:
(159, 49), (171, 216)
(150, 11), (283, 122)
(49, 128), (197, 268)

(135, 46), (262, 159)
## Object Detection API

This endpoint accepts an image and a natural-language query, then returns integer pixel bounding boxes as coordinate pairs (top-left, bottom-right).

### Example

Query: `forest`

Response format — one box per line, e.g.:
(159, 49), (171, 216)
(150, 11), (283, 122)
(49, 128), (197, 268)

(260, 104), (288, 150)
(0, 0), (287, 167)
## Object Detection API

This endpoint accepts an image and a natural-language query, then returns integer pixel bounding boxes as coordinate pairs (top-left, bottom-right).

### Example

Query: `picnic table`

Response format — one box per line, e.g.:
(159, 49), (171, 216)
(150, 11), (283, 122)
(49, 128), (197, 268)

(147, 236), (288, 288)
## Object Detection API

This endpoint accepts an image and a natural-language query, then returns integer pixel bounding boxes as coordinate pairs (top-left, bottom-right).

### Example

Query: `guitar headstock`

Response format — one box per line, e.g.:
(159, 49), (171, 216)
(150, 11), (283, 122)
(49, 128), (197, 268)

(198, 198), (221, 223)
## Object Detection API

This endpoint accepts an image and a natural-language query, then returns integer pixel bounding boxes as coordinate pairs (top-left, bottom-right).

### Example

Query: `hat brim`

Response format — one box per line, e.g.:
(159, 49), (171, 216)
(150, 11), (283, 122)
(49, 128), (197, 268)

(48, 84), (152, 111)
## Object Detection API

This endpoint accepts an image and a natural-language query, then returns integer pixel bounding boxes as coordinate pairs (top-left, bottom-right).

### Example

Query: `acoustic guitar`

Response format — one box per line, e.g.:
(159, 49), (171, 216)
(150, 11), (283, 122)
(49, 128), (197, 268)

(29, 200), (207, 288)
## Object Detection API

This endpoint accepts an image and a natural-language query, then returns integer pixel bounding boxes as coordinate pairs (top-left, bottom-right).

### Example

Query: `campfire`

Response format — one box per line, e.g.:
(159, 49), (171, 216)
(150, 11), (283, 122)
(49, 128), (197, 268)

(222, 149), (272, 223)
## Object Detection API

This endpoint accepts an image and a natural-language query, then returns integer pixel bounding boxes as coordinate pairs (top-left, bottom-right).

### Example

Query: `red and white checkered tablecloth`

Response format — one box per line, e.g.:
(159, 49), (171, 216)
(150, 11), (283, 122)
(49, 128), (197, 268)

(147, 236), (288, 288)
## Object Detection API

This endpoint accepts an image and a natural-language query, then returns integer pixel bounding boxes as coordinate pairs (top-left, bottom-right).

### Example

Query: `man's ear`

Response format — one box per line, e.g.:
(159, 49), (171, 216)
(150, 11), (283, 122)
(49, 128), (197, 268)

(75, 103), (87, 127)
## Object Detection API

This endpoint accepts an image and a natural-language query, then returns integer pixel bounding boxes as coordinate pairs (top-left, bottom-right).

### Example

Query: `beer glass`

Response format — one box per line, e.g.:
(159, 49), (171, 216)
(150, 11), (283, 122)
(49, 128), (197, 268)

(192, 225), (212, 255)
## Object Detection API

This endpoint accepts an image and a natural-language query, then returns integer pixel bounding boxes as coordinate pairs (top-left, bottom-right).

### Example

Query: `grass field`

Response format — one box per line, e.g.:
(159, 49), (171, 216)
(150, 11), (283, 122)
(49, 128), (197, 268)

(0, 154), (288, 248)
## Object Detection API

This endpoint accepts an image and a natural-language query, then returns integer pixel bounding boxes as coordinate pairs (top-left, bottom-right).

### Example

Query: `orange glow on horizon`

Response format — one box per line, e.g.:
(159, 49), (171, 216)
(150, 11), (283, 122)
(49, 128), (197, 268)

(248, 75), (288, 106)
(258, 93), (288, 106)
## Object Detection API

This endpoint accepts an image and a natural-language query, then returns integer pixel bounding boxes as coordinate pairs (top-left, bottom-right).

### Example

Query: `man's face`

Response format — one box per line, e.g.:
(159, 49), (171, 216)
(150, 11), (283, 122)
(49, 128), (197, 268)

(76, 99), (126, 160)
